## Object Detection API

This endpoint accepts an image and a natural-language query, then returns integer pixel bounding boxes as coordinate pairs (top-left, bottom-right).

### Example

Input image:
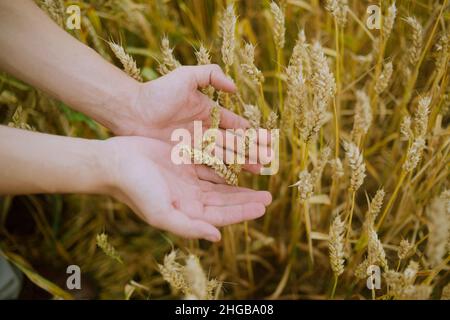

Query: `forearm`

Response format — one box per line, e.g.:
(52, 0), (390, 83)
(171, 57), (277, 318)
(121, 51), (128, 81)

(0, 126), (111, 195)
(0, 0), (139, 133)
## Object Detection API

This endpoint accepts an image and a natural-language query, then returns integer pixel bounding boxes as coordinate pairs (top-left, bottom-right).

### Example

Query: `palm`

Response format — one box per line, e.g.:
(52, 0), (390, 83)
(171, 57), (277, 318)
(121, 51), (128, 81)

(108, 136), (271, 241)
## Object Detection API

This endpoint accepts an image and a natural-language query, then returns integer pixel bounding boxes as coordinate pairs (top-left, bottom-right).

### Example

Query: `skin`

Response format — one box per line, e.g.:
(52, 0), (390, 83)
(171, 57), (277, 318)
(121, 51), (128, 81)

(0, 126), (271, 242)
(0, 1), (273, 241)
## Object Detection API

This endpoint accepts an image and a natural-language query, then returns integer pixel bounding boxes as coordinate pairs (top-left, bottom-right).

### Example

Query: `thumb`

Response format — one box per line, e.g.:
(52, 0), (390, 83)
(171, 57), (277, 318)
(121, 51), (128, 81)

(186, 64), (236, 92)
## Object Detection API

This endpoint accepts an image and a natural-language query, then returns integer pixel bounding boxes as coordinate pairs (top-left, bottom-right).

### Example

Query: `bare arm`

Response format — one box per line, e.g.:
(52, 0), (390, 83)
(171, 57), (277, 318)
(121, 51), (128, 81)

(0, 125), (109, 195)
(0, 126), (271, 241)
(0, 0), (138, 133)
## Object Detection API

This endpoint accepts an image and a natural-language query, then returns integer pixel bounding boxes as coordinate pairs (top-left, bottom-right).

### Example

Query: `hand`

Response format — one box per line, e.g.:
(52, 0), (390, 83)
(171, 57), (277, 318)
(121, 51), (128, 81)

(104, 136), (272, 241)
(119, 64), (247, 141)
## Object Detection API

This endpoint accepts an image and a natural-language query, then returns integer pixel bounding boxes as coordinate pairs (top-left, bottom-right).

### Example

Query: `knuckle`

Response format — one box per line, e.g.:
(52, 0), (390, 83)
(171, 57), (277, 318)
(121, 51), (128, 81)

(210, 64), (222, 73)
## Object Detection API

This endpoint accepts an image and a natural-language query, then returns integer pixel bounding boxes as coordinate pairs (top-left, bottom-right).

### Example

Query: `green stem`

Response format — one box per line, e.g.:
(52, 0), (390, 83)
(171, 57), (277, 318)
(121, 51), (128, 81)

(330, 275), (338, 299)
(303, 201), (314, 265)
(376, 171), (407, 230)
(276, 48), (283, 113)
(345, 191), (356, 246)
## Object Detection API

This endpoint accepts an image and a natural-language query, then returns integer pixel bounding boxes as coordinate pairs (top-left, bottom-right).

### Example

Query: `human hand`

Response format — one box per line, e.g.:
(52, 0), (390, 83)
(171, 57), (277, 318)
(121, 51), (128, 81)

(118, 64), (243, 140)
(115, 65), (271, 173)
(104, 136), (272, 241)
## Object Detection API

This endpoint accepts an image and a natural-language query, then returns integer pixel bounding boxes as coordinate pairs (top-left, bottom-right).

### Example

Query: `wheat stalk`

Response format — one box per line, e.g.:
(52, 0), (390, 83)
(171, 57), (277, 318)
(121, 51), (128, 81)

(405, 16), (423, 65)
(220, 4), (237, 68)
(241, 42), (264, 86)
(382, 2), (397, 40)
(343, 140), (366, 192)
(108, 41), (143, 82)
(96, 233), (123, 264)
(270, 2), (285, 50)
(243, 104), (261, 129)
(195, 44), (215, 99)
(158, 37), (181, 75)
(425, 191), (449, 267)
(40, 0), (64, 27)
(375, 61), (393, 95)
(325, 0), (349, 27)
(181, 145), (238, 186)
(352, 90), (372, 140)
(398, 239), (415, 260)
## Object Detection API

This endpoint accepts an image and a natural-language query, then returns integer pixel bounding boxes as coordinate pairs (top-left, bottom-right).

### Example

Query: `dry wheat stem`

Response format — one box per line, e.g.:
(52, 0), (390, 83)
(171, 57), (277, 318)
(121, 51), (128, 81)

(108, 41), (143, 82)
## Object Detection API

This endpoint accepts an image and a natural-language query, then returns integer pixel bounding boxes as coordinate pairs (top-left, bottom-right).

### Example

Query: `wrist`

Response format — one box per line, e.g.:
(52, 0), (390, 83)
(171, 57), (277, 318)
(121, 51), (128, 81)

(83, 139), (118, 196)
(107, 81), (144, 136)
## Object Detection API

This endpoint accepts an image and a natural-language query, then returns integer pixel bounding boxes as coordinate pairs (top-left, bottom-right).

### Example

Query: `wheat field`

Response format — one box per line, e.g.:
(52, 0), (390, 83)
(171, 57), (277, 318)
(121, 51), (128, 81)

(0, 0), (449, 300)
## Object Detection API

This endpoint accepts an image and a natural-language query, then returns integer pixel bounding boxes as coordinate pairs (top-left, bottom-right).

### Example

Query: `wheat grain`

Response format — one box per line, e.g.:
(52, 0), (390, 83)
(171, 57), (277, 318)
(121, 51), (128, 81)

(325, 0), (348, 27)
(343, 140), (366, 192)
(405, 17), (423, 65)
(158, 37), (181, 75)
(435, 32), (449, 71)
(108, 41), (143, 82)
(182, 145), (238, 186)
(382, 2), (397, 40)
(413, 95), (431, 138)
(368, 228), (388, 270)
(442, 283), (450, 300)
(292, 170), (313, 201)
(355, 259), (370, 279)
(403, 137), (425, 172)
(220, 4), (237, 68)
(243, 104), (261, 128)
(195, 44), (215, 98)
(266, 111), (279, 130)
(330, 158), (344, 179)
(400, 115), (413, 140)
(425, 191), (449, 267)
(158, 251), (189, 294)
(183, 255), (208, 299)
(367, 188), (385, 227)
(310, 42), (336, 104)
(352, 90), (372, 139)
(96, 233), (123, 264)
(159, 251), (221, 300)
(203, 102), (221, 149)
(398, 239), (415, 260)
(375, 61), (393, 95)
(241, 42), (264, 86)
(40, 0), (64, 27)
(329, 213), (345, 276)
(270, 2), (285, 50)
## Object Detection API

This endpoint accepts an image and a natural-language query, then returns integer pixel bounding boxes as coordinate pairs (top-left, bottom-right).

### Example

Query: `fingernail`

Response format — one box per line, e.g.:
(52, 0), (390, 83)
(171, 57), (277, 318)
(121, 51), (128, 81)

(206, 233), (220, 242)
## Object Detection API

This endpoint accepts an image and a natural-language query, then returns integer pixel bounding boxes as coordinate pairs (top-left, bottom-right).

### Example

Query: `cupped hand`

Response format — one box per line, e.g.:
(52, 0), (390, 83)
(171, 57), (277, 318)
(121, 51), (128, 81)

(119, 65), (244, 139)
(104, 136), (272, 242)
(117, 65), (271, 173)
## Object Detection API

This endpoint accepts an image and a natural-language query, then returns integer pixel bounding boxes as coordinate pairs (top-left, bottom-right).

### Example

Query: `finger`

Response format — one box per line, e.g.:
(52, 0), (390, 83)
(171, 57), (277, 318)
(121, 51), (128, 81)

(243, 163), (263, 174)
(184, 65), (236, 92)
(195, 165), (226, 184)
(201, 190), (272, 206)
(198, 180), (258, 192)
(195, 94), (271, 148)
(219, 106), (250, 129)
(214, 141), (271, 168)
(203, 203), (266, 227)
(156, 209), (221, 242)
